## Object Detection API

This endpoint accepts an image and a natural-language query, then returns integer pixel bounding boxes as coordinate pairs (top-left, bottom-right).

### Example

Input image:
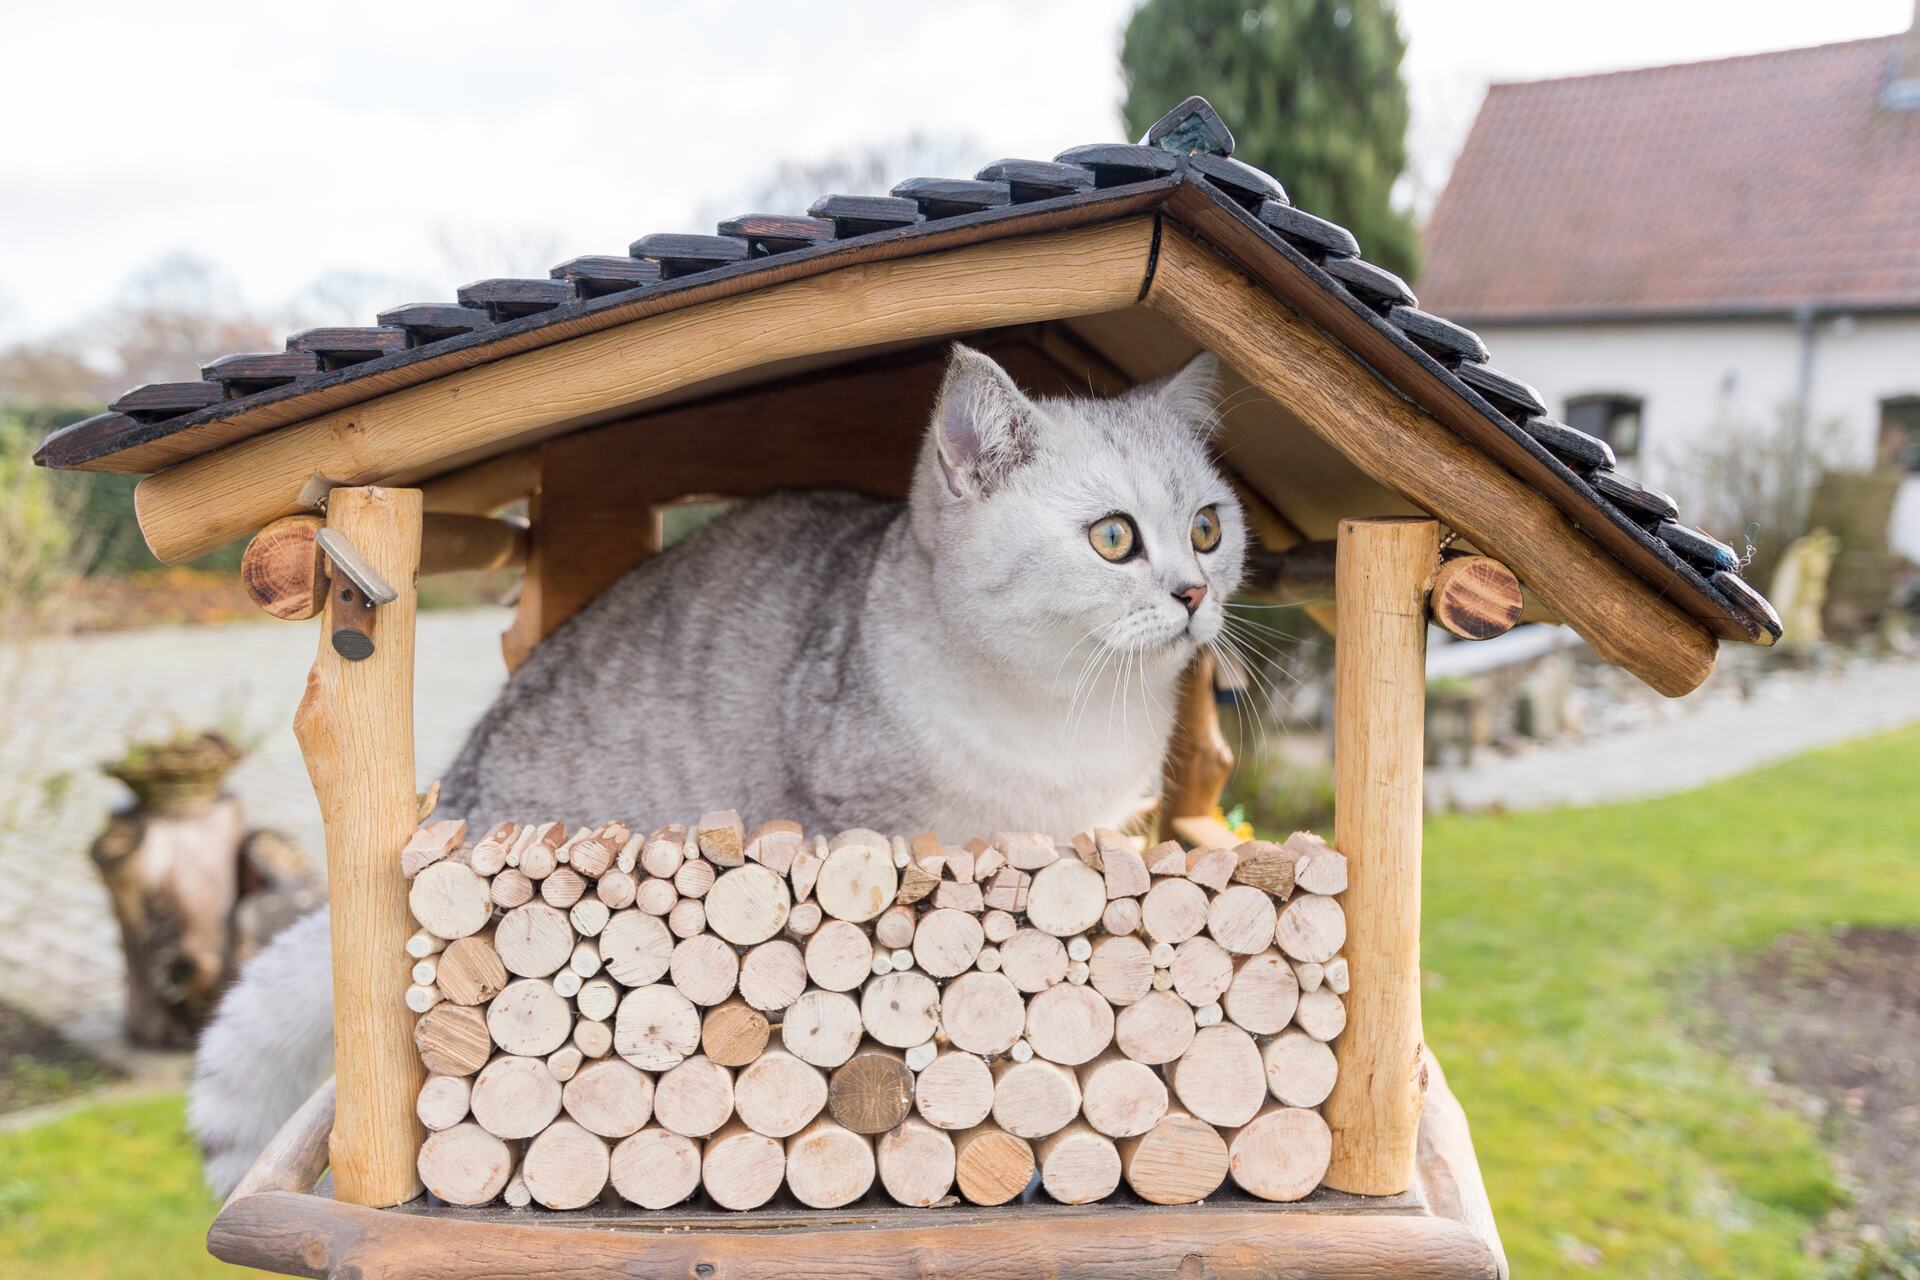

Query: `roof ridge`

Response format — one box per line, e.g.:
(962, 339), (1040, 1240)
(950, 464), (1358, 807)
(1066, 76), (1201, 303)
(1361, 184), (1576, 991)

(1484, 31), (1901, 93)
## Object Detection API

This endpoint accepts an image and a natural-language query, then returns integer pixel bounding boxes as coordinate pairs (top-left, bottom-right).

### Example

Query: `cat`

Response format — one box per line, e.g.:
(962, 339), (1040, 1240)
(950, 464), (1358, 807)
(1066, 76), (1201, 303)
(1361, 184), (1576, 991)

(189, 344), (1246, 1195)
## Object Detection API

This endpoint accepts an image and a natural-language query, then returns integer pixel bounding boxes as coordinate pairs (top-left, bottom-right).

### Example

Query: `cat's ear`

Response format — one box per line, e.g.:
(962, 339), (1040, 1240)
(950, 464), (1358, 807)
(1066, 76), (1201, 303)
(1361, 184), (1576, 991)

(1152, 351), (1222, 436)
(930, 345), (1040, 499)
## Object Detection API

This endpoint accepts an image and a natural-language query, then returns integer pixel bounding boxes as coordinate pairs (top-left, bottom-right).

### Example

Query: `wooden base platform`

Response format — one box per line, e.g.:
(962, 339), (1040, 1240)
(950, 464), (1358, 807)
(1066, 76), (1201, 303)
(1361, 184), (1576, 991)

(208, 1054), (1505, 1279)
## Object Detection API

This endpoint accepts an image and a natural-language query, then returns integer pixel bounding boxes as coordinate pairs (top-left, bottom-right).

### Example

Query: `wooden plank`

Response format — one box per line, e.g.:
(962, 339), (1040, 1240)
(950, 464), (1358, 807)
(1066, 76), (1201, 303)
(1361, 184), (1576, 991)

(48, 184), (1174, 476)
(1144, 223), (1717, 697)
(133, 218), (1159, 565)
(418, 447), (538, 516)
(1160, 182), (1755, 648)
(1322, 517), (1435, 1197)
(292, 486), (427, 1207)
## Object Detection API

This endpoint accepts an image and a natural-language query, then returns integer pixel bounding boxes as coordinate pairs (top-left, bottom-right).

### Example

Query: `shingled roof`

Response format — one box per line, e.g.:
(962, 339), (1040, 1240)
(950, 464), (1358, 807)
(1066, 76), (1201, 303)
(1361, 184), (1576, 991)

(1422, 34), (1920, 322)
(34, 97), (1780, 655)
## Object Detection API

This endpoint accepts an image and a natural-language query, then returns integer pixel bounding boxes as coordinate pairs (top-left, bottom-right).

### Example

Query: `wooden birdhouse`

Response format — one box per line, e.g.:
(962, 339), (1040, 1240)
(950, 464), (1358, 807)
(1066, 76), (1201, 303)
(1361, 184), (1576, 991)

(36, 96), (1780, 1280)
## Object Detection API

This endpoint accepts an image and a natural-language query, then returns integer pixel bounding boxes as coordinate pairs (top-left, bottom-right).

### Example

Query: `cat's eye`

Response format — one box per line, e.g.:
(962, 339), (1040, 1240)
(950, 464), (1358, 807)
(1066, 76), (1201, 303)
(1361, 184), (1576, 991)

(1089, 515), (1138, 562)
(1191, 505), (1222, 553)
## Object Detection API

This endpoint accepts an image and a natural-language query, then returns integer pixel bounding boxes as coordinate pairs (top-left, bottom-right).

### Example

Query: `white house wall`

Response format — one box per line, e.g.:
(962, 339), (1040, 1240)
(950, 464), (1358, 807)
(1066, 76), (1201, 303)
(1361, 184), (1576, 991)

(1471, 313), (1920, 559)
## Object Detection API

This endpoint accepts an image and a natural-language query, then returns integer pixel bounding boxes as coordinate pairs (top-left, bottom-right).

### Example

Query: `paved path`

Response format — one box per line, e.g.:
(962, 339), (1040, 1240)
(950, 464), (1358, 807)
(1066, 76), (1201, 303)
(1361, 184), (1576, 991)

(1426, 651), (1920, 812)
(0, 609), (511, 1057)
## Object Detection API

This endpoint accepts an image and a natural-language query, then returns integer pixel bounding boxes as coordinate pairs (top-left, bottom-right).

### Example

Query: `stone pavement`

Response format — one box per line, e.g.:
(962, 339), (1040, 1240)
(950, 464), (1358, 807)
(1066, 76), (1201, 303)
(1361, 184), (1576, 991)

(0, 609), (511, 1058)
(1426, 650), (1920, 812)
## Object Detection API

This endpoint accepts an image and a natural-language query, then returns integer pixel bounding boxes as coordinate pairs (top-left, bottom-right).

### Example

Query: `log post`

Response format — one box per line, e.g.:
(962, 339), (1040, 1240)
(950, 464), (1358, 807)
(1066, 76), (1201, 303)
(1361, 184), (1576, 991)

(1321, 515), (1435, 1196)
(1155, 651), (1233, 837)
(292, 485), (427, 1206)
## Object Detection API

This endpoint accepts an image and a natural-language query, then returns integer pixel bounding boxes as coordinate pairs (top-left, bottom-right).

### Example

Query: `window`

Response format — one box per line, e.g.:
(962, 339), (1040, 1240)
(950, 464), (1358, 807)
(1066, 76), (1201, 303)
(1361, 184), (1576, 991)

(1878, 397), (1920, 472)
(1566, 394), (1644, 458)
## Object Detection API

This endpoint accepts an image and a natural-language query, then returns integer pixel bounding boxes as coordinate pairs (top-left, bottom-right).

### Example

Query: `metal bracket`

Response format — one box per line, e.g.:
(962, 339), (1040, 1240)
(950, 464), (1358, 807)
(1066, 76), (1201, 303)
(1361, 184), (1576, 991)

(315, 529), (398, 606)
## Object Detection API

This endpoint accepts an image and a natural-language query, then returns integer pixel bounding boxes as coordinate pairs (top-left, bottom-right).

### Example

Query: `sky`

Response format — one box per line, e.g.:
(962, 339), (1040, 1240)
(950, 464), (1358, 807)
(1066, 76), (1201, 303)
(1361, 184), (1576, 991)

(0, 0), (1912, 346)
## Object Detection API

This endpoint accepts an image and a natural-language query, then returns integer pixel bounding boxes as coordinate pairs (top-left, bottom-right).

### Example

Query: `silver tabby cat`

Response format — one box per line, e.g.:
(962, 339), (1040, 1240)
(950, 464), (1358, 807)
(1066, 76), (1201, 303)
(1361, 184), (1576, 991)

(189, 344), (1246, 1194)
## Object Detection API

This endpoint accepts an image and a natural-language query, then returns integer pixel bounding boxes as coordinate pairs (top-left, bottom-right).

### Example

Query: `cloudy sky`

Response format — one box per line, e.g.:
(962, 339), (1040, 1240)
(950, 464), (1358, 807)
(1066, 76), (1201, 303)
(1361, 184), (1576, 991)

(0, 0), (1910, 344)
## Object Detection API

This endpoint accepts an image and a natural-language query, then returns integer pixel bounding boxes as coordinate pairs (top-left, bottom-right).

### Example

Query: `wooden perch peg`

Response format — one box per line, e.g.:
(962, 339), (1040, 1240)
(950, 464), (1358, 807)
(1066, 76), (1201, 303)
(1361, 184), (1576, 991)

(1429, 554), (1523, 640)
(243, 510), (527, 620)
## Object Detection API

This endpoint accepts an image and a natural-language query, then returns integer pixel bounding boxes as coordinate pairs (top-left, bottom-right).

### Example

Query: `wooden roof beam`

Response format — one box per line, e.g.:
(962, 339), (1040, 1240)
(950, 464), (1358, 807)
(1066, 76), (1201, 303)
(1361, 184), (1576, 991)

(132, 218), (1159, 566)
(1146, 224), (1716, 697)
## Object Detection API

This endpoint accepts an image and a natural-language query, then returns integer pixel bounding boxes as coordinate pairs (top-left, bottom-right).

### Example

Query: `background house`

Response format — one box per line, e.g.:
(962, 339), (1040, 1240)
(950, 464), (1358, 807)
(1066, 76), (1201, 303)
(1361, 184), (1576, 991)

(1421, 8), (1920, 566)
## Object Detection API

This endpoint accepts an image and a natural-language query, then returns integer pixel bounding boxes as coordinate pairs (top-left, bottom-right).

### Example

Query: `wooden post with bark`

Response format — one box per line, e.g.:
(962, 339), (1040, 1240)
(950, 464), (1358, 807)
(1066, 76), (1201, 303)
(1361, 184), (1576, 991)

(293, 485), (428, 1207)
(1321, 516), (1434, 1196)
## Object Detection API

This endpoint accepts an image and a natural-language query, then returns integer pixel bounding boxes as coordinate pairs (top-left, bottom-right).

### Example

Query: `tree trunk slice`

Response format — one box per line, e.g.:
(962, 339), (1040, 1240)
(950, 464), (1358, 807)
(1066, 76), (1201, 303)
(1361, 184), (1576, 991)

(469, 1053), (562, 1139)
(981, 909), (1019, 943)
(408, 862), (491, 940)
(493, 903), (572, 979)
(911, 908), (985, 978)
(1024, 983), (1114, 1066)
(828, 1044), (915, 1135)
(613, 983), (701, 1071)
(487, 978), (572, 1057)
(1113, 989), (1196, 1065)
(700, 1119), (786, 1210)
(416, 1122), (511, 1206)
(635, 878), (678, 916)
(1228, 1104), (1332, 1202)
(562, 1058), (655, 1138)
(1170, 936), (1234, 1008)
(701, 998), (771, 1068)
(1206, 884), (1278, 955)
(609, 1126), (702, 1210)
(990, 1057), (1082, 1139)
(999, 928), (1068, 994)
(1275, 894), (1346, 964)
(704, 864), (790, 945)
(938, 971), (1026, 1056)
(738, 940), (807, 1012)
(783, 1118), (876, 1209)
(953, 1124), (1035, 1206)
(1025, 858), (1107, 937)
(1141, 878), (1209, 944)
(576, 977), (620, 1023)
(874, 904), (917, 951)
(415, 1075), (471, 1131)
(1294, 988), (1348, 1042)
(641, 826), (687, 879)
(569, 898), (611, 938)
(781, 989), (864, 1069)
(667, 898), (706, 939)
(1087, 935), (1152, 1006)
(1262, 1028), (1339, 1108)
(913, 1050), (995, 1130)
(672, 858), (715, 899)
(1076, 1049), (1168, 1139)
(1223, 950), (1300, 1035)
(1116, 1109), (1229, 1205)
(815, 841), (898, 923)
(876, 1117), (956, 1207)
(598, 911), (673, 987)
(804, 919), (874, 992)
(652, 1055), (735, 1139)
(668, 933), (739, 1006)
(540, 866), (587, 910)
(414, 1003), (492, 1076)
(489, 868), (534, 909)
(436, 936), (508, 1006)
(573, 1017), (613, 1060)
(1035, 1121), (1121, 1205)
(522, 1119), (610, 1210)
(860, 971), (940, 1048)
(1170, 1024), (1265, 1128)
(733, 1049), (828, 1138)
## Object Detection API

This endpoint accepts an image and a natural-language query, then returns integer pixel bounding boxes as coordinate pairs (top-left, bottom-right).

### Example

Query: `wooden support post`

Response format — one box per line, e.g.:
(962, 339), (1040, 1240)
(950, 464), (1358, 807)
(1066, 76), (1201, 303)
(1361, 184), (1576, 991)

(1322, 516), (1434, 1196)
(293, 485), (427, 1206)
(1156, 651), (1233, 841)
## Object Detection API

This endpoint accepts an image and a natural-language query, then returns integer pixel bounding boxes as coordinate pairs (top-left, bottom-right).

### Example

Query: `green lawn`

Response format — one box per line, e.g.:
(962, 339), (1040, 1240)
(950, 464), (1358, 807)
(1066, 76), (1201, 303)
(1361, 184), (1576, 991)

(2, 725), (1915, 1279)
(1426, 722), (1920, 1277)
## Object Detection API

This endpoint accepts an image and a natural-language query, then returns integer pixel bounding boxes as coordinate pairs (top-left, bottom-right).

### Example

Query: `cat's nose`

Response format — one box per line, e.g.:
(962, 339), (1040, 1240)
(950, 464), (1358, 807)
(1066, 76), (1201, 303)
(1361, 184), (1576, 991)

(1174, 584), (1208, 615)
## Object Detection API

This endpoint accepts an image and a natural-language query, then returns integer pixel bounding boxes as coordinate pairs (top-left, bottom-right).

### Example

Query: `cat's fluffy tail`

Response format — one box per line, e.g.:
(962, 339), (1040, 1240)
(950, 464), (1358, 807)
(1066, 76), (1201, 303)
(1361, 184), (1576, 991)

(189, 906), (336, 1197)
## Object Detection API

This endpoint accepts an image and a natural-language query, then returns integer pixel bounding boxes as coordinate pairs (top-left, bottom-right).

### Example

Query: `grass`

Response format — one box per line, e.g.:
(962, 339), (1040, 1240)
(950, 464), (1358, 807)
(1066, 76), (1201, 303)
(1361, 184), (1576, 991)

(0, 1094), (242, 1279)
(0, 725), (1915, 1279)
(1424, 721), (1920, 1277)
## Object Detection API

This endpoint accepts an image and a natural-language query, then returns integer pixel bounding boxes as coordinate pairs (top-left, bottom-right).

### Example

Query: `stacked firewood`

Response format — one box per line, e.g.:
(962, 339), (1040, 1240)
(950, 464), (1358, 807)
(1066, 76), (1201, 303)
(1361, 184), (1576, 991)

(400, 814), (1350, 1211)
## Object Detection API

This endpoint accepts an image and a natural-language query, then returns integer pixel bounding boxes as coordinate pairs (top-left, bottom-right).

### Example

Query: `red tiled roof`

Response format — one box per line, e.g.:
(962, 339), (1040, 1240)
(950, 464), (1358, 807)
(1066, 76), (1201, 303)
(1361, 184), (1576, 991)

(1420, 36), (1920, 321)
